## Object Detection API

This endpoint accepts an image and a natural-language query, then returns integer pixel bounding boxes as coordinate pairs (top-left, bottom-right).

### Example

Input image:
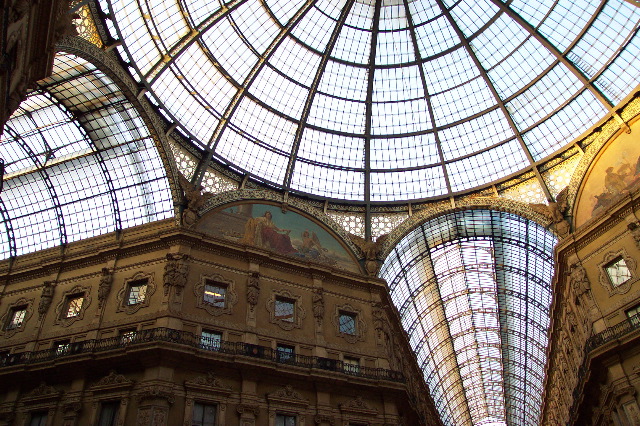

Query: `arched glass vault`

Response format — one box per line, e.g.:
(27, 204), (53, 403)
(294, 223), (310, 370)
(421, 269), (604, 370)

(0, 52), (174, 259)
(379, 210), (557, 425)
(98, 0), (640, 203)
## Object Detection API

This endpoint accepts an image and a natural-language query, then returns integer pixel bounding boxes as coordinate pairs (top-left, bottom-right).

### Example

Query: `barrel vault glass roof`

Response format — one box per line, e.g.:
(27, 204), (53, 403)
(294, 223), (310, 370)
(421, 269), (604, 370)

(379, 210), (557, 426)
(98, 0), (640, 203)
(0, 53), (174, 259)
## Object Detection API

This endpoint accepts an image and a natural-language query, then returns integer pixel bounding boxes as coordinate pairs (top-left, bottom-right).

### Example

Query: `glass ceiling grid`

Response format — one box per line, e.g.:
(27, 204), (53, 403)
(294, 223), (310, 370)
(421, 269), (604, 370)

(101, 0), (640, 203)
(381, 210), (556, 425)
(0, 52), (173, 259)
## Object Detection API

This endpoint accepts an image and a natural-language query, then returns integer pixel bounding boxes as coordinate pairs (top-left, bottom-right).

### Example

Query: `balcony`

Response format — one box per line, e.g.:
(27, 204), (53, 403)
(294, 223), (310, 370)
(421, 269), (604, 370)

(0, 327), (404, 383)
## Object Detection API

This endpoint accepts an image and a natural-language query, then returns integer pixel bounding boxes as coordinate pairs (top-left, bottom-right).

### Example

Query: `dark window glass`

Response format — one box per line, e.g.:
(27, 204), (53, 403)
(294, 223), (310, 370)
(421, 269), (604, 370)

(29, 411), (47, 426)
(276, 344), (295, 363)
(275, 413), (296, 426)
(192, 402), (216, 426)
(97, 401), (120, 426)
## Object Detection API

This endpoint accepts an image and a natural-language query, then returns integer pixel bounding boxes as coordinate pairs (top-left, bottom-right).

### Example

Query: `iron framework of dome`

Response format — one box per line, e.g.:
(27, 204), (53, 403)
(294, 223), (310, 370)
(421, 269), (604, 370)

(98, 0), (640, 205)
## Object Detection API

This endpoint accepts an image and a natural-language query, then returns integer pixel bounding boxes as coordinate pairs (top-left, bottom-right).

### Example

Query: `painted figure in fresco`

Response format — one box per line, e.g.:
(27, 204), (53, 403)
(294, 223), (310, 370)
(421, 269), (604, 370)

(241, 211), (297, 254)
(300, 230), (325, 258)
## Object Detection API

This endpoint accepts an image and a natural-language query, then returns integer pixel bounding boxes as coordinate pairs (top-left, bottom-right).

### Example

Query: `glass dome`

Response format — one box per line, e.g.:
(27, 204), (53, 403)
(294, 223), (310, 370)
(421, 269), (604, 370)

(99, 0), (640, 203)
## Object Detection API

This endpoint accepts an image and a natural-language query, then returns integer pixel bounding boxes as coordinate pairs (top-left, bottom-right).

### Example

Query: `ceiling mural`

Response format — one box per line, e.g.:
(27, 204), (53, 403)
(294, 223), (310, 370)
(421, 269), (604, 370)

(575, 119), (640, 228)
(196, 202), (361, 273)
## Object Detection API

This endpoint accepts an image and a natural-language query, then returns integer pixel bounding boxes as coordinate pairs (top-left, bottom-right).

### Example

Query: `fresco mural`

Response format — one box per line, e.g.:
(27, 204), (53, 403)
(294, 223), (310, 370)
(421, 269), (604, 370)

(575, 124), (640, 227)
(196, 203), (360, 273)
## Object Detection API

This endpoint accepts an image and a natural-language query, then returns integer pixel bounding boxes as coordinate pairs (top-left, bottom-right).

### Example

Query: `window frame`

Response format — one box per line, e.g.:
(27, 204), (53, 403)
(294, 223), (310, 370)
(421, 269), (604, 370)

(267, 290), (305, 331)
(200, 329), (223, 351)
(1, 298), (33, 336)
(276, 343), (296, 364)
(599, 250), (637, 296)
(117, 272), (155, 314)
(333, 304), (366, 343)
(191, 401), (217, 426)
(194, 274), (236, 316)
(125, 279), (148, 306)
(54, 285), (92, 327)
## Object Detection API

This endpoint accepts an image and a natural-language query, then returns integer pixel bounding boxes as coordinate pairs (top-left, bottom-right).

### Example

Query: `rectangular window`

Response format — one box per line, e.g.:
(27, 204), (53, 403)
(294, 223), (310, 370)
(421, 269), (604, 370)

(200, 330), (222, 351)
(605, 256), (632, 287)
(626, 304), (640, 327)
(54, 340), (71, 356)
(204, 282), (226, 308)
(119, 329), (137, 345)
(339, 312), (357, 335)
(276, 344), (295, 363)
(65, 294), (84, 318)
(29, 411), (48, 426)
(343, 356), (360, 374)
(5, 306), (27, 330)
(97, 401), (120, 426)
(127, 279), (148, 305)
(275, 298), (295, 322)
(275, 413), (296, 426)
(192, 401), (216, 426)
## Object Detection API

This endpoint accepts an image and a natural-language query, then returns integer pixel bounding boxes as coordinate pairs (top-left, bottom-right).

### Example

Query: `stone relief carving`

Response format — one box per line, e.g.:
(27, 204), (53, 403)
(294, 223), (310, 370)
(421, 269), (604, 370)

(629, 221), (640, 249)
(267, 385), (307, 403)
(184, 372), (232, 393)
(38, 281), (56, 319)
(135, 386), (175, 405)
(163, 253), (189, 296)
(246, 272), (260, 309)
(567, 261), (598, 327)
(178, 172), (213, 228)
(312, 288), (324, 326)
(92, 371), (134, 389)
(348, 233), (389, 276)
(528, 187), (571, 237)
(97, 267), (114, 309)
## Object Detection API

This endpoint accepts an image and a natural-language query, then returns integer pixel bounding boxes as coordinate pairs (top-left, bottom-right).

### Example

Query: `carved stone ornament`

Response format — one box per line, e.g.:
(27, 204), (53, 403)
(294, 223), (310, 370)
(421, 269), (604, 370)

(314, 414), (335, 425)
(339, 396), (378, 416)
(332, 303), (366, 344)
(0, 297), (34, 337)
(184, 372), (232, 394)
(21, 382), (61, 403)
(266, 289), (306, 331)
(54, 285), (92, 327)
(38, 281), (56, 319)
(91, 371), (134, 391)
(178, 172), (213, 228)
(135, 386), (175, 405)
(163, 253), (190, 296)
(116, 272), (155, 314)
(266, 385), (309, 407)
(194, 273), (237, 316)
(236, 404), (260, 417)
(312, 288), (324, 325)
(97, 267), (114, 309)
(598, 249), (637, 296)
(246, 272), (260, 308)
(628, 221), (640, 250)
(568, 261), (590, 298)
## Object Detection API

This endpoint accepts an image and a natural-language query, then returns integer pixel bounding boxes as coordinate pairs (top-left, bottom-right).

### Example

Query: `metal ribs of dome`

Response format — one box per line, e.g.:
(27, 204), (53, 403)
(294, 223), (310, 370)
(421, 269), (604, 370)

(99, 0), (640, 204)
(0, 53), (174, 259)
(379, 209), (557, 426)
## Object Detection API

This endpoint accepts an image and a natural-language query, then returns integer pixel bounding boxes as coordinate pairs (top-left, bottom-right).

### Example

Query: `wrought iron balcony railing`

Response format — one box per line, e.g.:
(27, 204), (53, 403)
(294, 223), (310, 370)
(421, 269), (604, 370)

(0, 327), (405, 383)
(585, 313), (640, 353)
